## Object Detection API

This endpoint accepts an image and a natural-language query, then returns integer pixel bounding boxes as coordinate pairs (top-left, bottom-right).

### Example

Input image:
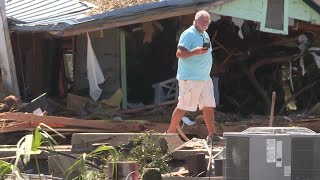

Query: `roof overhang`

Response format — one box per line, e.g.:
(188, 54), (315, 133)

(10, 0), (233, 36)
(62, 0), (231, 36)
(6, 0), (96, 29)
(303, 0), (320, 14)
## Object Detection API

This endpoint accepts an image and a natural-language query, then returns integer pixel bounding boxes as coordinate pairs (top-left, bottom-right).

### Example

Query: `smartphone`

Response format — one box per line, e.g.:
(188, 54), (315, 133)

(203, 42), (210, 50)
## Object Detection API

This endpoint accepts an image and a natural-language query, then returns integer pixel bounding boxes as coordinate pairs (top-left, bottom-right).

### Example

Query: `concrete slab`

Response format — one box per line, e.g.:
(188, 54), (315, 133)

(48, 155), (79, 179)
(71, 133), (184, 153)
(5, 174), (63, 180)
(162, 176), (224, 180)
(171, 149), (222, 160)
(0, 145), (72, 159)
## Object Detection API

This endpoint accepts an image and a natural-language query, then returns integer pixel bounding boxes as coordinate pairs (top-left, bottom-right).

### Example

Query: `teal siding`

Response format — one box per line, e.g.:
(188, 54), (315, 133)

(208, 0), (320, 35)
(289, 0), (320, 24)
(208, 0), (264, 22)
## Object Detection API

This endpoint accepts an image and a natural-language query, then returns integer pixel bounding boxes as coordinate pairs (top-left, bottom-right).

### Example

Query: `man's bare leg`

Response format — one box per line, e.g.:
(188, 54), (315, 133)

(167, 108), (186, 133)
(202, 107), (217, 136)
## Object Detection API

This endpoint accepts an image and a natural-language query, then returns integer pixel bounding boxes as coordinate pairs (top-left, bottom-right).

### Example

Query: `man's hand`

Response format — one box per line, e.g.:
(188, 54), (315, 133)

(176, 46), (208, 58)
(193, 47), (208, 55)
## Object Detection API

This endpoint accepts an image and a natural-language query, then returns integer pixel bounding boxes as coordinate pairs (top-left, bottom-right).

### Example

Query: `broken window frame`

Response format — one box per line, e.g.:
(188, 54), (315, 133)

(260, 0), (289, 35)
(63, 53), (74, 83)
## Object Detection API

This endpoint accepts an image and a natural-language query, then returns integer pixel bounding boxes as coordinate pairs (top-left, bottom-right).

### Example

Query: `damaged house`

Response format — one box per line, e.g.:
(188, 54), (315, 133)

(0, 1), (319, 178)
(1, 0), (320, 122)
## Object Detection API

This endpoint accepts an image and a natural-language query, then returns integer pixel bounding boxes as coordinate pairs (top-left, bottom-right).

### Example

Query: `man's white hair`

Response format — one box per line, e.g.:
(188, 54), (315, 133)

(195, 10), (210, 20)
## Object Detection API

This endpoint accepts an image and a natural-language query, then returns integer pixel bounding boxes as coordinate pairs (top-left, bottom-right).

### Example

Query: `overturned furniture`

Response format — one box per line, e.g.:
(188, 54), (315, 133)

(152, 78), (178, 105)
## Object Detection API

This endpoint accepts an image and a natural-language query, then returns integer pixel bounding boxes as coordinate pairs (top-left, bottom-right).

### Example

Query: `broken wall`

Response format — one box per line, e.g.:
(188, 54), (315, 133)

(124, 18), (179, 104)
(10, 32), (62, 100)
(73, 29), (120, 99)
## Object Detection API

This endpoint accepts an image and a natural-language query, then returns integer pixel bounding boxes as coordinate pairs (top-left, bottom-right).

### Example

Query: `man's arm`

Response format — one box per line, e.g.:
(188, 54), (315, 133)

(176, 46), (207, 59)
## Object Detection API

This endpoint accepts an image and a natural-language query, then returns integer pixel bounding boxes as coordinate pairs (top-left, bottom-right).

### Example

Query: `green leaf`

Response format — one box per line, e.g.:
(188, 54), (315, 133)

(80, 154), (86, 174)
(39, 123), (65, 138)
(90, 145), (115, 155)
(0, 160), (12, 178)
(65, 158), (82, 179)
(32, 126), (42, 151)
(41, 131), (58, 145)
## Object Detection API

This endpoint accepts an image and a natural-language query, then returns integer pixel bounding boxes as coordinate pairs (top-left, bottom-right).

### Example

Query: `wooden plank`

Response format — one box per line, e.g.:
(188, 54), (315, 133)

(0, 121), (30, 133)
(31, 33), (44, 95)
(293, 20), (320, 32)
(0, 0), (19, 97)
(0, 112), (144, 130)
(0, 112), (209, 136)
(120, 30), (127, 109)
(2, 113), (320, 136)
(10, 33), (25, 98)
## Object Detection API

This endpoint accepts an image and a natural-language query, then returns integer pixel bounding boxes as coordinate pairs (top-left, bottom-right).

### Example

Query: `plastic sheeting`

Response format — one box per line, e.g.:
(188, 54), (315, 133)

(87, 33), (105, 101)
(311, 52), (320, 69)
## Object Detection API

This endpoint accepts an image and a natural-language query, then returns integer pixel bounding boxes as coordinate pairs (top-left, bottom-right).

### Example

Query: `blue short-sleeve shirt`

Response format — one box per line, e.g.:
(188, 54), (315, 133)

(176, 25), (213, 80)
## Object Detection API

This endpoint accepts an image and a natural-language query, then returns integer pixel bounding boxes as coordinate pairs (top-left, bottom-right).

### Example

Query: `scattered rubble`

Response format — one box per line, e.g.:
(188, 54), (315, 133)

(86, 0), (159, 15)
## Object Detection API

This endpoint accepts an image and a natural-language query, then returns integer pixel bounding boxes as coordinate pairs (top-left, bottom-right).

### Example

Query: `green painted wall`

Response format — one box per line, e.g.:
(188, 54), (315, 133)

(208, 0), (265, 22)
(208, 0), (320, 34)
(289, 0), (320, 24)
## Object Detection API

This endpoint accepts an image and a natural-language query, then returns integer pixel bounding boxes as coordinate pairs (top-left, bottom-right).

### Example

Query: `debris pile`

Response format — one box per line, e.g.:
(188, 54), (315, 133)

(86, 0), (159, 15)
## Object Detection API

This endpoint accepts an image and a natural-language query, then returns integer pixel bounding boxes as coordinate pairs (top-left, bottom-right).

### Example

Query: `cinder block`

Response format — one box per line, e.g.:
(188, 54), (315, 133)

(171, 149), (221, 160)
(71, 133), (183, 153)
(185, 153), (207, 177)
(48, 155), (79, 178)
(162, 177), (224, 180)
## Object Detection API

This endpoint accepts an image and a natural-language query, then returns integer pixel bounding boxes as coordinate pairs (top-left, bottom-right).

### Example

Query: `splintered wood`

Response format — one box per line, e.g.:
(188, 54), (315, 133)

(86, 0), (159, 15)
(1, 113), (320, 137)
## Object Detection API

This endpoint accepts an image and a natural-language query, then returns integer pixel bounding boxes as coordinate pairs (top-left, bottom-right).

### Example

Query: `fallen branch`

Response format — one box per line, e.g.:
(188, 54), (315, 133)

(278, 79), (320, 115)
(246, 56), (289, 114)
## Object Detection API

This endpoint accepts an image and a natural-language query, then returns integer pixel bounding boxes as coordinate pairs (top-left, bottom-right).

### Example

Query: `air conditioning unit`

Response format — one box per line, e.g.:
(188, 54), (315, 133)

(223, 127), (320, 180)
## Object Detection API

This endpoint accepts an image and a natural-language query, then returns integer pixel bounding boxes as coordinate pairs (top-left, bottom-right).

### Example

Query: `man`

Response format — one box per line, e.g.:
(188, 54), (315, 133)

(167, 10), (221, 144)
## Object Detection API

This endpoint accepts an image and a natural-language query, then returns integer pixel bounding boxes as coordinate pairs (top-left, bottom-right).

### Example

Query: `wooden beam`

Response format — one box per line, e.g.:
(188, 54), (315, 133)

(292, 20), (320, 32)
(1, 113), (320, 136)
(120, 30), (127, 109)
(63, 6), (198, 36)
(0, 0), (19, 97)
(62, 0), (231, 37)
(0, 112), (208, 136)
(0, 112), (143, 130)
(0, 121), (30, 133)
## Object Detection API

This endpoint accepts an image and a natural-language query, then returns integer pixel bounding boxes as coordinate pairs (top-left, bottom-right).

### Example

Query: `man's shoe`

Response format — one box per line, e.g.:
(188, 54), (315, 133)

(206, 134), (223, 145)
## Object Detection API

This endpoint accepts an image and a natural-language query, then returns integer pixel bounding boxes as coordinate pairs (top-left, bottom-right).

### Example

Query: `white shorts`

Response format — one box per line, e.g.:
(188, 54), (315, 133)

(177, 78), (216, 111)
